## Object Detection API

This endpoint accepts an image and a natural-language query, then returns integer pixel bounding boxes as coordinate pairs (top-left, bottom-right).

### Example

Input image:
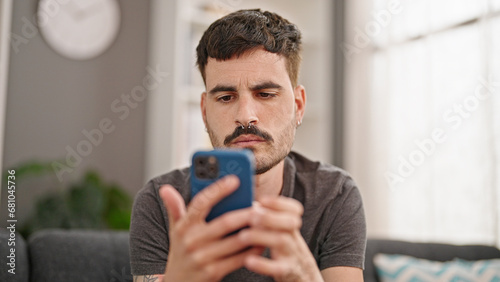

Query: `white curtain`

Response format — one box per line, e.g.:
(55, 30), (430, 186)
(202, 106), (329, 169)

(345, 0), (500, 247)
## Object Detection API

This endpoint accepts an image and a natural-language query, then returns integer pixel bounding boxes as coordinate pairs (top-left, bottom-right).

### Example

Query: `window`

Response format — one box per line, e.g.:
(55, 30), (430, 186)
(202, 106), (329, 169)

(345, 0), (500, 246)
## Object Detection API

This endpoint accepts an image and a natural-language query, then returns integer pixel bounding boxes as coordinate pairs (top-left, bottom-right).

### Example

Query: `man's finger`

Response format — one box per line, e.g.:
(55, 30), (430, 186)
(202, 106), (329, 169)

(187, 175), (239, 221)
(258, 196), (304, 215)
(183, 207), (253, 251)
(238, 229), (297, 255)
(250, 205), (302, 231)
(189, 230), (256, 265)
(207, 247), (265, 281)
(244, 254), (293, 279)
(159, 185), (187, 230)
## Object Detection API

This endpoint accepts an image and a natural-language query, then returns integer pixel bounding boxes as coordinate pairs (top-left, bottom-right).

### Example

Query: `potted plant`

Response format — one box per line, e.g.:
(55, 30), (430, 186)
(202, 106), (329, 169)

(4, 161), (132, 238)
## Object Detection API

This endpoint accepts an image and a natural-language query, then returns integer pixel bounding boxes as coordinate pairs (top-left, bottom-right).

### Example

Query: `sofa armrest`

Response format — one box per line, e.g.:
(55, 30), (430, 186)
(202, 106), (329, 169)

(0, 229), (29, 282)
(28, 229), (131, 281)
(364, 238), (500, 282)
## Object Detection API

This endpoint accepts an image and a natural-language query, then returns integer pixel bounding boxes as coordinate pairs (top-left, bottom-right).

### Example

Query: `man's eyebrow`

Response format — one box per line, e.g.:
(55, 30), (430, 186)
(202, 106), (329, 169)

(250, 81), (283, 91)
(207, 81), (283, 95)
(208, 85), (237, 95)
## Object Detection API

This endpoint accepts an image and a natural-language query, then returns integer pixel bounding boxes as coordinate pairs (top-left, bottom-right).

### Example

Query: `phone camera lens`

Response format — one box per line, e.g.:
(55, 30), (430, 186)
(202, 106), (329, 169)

(197, 171), (206, 178)
(196, 157), (206, 165)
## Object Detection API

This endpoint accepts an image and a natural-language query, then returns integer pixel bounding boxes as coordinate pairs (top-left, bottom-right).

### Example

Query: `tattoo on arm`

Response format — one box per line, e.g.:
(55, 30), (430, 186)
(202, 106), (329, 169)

(133, 275), (162, 282)
(144, 275), (159, 282)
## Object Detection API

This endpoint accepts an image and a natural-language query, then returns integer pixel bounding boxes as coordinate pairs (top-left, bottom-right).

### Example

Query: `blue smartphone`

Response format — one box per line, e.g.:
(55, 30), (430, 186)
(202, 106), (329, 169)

(190, 149), (255, 222)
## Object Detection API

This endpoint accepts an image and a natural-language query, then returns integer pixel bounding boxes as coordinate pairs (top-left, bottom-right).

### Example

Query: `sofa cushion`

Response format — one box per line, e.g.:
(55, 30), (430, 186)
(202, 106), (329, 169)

(364, 239), (500, 282)
(28, 229), (131, 282)
(374, 253), (500, 281)
(0, 229), (29, 282)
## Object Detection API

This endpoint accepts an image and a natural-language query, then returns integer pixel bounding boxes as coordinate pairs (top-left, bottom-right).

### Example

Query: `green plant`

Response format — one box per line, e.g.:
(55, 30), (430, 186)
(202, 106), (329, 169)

(5, 161), (132, 238)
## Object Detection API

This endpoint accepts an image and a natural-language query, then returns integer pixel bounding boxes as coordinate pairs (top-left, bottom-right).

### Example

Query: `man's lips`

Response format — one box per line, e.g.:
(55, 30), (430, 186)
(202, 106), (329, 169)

(231, 134), (266, 146)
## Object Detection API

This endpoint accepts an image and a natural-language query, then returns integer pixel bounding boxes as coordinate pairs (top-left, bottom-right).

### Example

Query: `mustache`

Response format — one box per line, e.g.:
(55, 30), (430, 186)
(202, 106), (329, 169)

(223, 124), (274, 145)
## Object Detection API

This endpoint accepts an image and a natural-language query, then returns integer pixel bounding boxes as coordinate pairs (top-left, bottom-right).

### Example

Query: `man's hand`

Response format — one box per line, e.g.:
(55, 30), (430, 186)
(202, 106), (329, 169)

(159, 175), (264, 282)
(238, 196), (324, 282)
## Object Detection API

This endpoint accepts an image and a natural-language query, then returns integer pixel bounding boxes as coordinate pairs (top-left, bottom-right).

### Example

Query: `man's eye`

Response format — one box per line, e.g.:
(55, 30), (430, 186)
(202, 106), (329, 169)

(217, 95), (233, 102)
(258, 93), (276, 98)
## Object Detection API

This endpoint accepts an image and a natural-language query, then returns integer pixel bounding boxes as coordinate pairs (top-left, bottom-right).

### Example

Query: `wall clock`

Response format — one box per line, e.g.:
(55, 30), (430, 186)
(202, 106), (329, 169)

(37, 0), (121, 60)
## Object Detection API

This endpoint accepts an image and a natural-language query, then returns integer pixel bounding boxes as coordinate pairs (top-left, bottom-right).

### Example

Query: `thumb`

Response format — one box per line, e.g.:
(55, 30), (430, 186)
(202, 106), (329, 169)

(159, 185), (186, 230)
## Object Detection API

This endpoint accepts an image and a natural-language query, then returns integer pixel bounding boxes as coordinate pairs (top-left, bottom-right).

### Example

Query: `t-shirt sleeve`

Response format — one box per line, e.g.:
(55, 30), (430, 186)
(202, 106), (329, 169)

(129, 180), (169, 275)
(318, 176), (367, 270)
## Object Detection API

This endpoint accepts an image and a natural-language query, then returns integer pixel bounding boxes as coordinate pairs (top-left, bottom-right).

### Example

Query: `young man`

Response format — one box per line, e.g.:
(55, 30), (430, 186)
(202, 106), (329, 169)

(130, 9), (366, 282)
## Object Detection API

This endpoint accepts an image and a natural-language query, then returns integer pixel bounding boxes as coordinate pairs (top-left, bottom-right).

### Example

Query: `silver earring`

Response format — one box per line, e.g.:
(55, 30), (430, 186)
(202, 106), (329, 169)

(204, 127), (208, 132)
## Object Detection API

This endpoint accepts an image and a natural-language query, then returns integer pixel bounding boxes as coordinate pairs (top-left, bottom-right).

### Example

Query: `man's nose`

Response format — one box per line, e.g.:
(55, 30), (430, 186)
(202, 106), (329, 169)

(234, 95), (259, 127)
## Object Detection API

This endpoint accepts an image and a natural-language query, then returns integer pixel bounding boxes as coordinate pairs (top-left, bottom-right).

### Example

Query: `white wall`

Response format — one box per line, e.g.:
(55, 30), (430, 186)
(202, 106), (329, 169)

(2, 0), (151, 222)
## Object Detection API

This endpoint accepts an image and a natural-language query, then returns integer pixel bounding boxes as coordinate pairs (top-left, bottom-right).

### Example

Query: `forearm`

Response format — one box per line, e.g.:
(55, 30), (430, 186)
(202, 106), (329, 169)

(321, 266), (364, 282)
(133, 274), (164, 282)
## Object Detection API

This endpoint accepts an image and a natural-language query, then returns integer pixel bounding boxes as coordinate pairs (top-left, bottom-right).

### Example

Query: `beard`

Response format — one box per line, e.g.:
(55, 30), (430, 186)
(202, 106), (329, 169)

(206, 117), (297, 175)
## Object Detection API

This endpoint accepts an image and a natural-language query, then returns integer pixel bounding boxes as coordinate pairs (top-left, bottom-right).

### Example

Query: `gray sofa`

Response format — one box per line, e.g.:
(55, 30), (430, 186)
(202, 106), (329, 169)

(2, 229), (500, 281)
(363, 239), (500, 281)
(1, 229), (131, 282)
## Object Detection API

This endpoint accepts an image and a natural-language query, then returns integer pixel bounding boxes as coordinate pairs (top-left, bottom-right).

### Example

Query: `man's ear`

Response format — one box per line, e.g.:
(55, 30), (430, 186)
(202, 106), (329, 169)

(294, 85), (306, 124)
(201, 92), (208, 127)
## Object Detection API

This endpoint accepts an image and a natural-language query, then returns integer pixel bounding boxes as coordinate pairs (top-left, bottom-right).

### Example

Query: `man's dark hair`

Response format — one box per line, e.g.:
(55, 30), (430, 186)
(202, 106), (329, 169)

(196, 9), (302, 87)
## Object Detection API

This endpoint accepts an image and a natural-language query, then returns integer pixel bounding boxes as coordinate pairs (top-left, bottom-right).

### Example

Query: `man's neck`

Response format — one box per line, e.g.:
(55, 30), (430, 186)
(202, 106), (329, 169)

(254, 160), (285, 200)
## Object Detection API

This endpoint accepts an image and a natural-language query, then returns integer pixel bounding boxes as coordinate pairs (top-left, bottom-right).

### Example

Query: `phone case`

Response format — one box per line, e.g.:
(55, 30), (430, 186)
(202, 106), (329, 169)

(190, 149), (255, 221)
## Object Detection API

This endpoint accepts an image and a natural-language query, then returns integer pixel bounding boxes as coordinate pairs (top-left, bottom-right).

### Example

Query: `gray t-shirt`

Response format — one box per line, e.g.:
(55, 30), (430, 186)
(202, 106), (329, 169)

(129, 151), (366, 281)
